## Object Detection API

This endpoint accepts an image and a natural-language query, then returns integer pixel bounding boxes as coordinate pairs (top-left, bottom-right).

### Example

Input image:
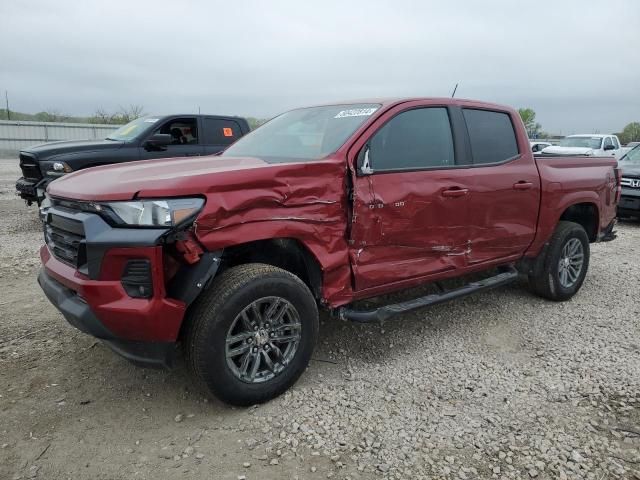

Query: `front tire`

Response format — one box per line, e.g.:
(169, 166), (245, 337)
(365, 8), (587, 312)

(185, 263), (319, 406)
(529, 221), (590, 301)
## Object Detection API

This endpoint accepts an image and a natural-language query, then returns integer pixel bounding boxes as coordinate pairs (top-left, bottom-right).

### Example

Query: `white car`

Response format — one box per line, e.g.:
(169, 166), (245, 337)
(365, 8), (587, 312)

(530, 141), (552, 153)
(541, 134), (623, 159)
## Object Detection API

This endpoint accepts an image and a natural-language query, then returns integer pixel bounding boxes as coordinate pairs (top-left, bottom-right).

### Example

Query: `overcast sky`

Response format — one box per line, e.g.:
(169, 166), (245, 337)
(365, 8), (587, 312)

(1, 0), (638, 134)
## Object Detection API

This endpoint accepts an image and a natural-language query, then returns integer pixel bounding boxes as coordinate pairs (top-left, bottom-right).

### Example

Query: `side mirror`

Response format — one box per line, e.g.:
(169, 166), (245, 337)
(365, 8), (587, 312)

(604, 144), (615, 151)
(357, 144), (373, 175)
(144, 133), (172, 150)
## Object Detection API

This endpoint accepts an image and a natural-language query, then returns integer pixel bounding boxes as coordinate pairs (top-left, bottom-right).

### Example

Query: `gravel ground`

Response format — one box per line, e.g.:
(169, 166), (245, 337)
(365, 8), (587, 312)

(0, 157), (639, 480)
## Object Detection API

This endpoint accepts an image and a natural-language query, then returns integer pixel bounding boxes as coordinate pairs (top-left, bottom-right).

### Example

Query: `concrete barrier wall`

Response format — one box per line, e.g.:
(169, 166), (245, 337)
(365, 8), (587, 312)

(0, 120), (118, 156)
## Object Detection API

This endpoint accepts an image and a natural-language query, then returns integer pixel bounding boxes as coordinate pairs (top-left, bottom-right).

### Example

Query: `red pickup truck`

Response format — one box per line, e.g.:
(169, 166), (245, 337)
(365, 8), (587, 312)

(38, 98), (620, 405)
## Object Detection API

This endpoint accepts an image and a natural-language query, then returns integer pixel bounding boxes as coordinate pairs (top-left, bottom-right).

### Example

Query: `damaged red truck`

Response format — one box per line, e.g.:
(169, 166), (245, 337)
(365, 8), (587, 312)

(38, 98), (620, 405)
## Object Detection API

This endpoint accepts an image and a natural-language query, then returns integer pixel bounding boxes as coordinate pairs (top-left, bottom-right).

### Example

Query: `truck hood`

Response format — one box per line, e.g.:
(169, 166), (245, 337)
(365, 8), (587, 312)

(47, 155), (347, 259)
(620, 163), (640, 177)
(47, 154), (345, 204)
(541, 146), (594, 156)
(47, 155), (276, 201)
(22, 139), (124, 160)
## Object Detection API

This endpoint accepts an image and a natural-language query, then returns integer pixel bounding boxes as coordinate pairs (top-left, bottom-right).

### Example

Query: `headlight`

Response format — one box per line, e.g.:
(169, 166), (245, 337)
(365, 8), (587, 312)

(52, 162), (73, 173)
(96, 198), (205, 227)
(39, 194), (52, 222)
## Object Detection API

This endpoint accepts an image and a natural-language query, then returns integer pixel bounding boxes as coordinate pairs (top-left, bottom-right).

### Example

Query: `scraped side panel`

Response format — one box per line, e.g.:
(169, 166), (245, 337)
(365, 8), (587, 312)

(193, 160), (354, 304)
(349, 169), (473, 291)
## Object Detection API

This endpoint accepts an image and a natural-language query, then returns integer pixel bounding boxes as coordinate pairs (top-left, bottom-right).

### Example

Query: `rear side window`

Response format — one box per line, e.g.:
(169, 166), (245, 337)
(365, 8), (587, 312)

(463, 109), (519, 164)
(368, 107), (455, 171)
(202, 118), (242, 145)
(604, 137), (613, 149)
(612, 137), (620, 149)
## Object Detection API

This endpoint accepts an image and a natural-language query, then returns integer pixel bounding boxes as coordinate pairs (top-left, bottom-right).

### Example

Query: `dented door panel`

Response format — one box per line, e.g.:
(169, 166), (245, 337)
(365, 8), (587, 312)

(350, 169), (474, 290)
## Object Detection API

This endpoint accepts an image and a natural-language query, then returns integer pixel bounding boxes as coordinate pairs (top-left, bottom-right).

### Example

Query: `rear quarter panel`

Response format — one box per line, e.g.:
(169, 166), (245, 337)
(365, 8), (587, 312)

(525, 156), (618, 256)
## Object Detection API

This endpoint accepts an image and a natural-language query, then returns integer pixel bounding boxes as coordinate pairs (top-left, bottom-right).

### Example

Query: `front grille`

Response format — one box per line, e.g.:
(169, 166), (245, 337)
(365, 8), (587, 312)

(19, 153), (42, 181)
(44, 220), (86, 269)
(621, 177), (640, 188)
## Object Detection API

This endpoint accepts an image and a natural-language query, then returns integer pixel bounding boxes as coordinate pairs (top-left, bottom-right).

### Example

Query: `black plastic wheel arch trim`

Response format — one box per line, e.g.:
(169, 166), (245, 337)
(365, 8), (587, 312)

(167, 251), (222, 306)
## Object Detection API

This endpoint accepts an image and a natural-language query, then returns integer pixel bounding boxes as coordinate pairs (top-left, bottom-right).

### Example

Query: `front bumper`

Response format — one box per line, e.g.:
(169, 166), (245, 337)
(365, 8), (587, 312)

(15, 177), (43, 203)
(40, 244), (186, 343)
(38, 266), (176, 368)
(618, 189), (640, 217)
(38, 203), (222, 369)
(38, 201), (188, 368)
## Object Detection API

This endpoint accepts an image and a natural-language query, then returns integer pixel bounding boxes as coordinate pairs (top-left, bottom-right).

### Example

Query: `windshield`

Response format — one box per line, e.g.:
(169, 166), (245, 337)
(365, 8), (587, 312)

(222, 104), (381, 162)
(621, 145), (640, 164)
(106, 117), (160, 141)
(559, 136), (602, 149)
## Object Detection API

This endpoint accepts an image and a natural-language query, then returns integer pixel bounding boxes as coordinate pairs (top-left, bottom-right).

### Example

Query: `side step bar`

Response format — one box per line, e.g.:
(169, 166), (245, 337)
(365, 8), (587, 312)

(338, 266), (519, 323)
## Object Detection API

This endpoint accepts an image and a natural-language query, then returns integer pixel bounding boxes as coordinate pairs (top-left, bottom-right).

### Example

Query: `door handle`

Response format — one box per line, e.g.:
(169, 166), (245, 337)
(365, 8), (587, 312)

(441, 187), (469, 198)
(513, 181), (533, 190)
(186, 153), (202, 156)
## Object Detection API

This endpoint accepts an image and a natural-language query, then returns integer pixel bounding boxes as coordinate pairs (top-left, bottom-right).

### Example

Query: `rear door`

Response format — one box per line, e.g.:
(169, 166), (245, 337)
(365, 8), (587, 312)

(349, 102), (474, 291)
(200, 117), (245, 155)
(139, 116), (204, 159)
(461, 107), (540, 265)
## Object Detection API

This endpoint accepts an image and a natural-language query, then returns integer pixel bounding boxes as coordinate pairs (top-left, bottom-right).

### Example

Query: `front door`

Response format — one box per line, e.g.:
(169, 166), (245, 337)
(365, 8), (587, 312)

(139, 116), (204, 159)
(349, 104), (473, 291)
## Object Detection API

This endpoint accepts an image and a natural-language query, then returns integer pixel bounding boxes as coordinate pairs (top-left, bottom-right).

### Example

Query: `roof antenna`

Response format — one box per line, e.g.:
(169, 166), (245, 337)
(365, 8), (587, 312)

(451, 83), (459, 98)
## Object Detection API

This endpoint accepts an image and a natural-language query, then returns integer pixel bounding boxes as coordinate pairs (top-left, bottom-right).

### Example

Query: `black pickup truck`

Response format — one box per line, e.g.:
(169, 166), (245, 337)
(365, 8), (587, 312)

(16, 114), (251, 205)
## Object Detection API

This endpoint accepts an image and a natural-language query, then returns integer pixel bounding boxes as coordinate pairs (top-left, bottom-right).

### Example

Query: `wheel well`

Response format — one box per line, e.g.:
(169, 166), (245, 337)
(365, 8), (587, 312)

(559, 203), (598, 241)
(219, 238), (323, 300)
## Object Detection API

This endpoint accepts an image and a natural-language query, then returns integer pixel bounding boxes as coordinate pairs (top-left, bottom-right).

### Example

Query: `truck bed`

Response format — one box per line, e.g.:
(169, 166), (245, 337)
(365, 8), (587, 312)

(527, 155), (619, 256)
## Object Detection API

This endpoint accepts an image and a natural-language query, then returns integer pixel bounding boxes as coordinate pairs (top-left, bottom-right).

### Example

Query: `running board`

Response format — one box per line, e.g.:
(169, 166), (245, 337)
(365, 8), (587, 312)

(338, 266), (519, 323)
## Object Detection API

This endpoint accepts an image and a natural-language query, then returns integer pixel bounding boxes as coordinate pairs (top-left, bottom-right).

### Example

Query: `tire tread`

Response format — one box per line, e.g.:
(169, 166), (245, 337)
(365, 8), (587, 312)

(529, 221), (590, 301)
(184, 263), (318, 405)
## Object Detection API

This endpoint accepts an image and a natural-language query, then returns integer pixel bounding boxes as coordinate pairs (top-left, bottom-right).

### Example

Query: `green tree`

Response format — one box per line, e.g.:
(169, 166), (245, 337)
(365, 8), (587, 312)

(518, 108), (544, 138)
(619, 122), (640, 145)
(34, 109), (70, 122)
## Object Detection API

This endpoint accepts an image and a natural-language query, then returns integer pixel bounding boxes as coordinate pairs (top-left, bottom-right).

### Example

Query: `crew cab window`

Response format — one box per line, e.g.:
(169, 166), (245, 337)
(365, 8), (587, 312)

(463, 109), (519, 164)
(155, 117), (198, 145)
(612, 137), (620, 149)
(202, 118), (242, 145)
(367, 107), (454, 171)
(604, 137), (613, 149)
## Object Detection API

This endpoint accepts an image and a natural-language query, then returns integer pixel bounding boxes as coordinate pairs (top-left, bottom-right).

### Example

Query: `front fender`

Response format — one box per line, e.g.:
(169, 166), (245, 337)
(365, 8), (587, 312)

(194, 217), (352, 305)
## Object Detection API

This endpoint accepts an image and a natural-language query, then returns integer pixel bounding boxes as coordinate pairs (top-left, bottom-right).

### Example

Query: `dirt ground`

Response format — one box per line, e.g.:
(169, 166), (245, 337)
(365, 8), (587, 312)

(1, 158), (639, 480)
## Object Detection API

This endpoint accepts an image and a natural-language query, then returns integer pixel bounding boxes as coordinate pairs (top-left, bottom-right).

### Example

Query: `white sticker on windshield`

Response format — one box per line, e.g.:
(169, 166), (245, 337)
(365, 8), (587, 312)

(334, 108), (378, 118)
(144, 118), (160, 123)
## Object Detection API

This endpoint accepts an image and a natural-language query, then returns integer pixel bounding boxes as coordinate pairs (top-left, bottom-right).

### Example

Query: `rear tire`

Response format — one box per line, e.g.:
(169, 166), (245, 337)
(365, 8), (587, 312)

(185, 263), (318, 406)
(529, 221), (590, 301)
